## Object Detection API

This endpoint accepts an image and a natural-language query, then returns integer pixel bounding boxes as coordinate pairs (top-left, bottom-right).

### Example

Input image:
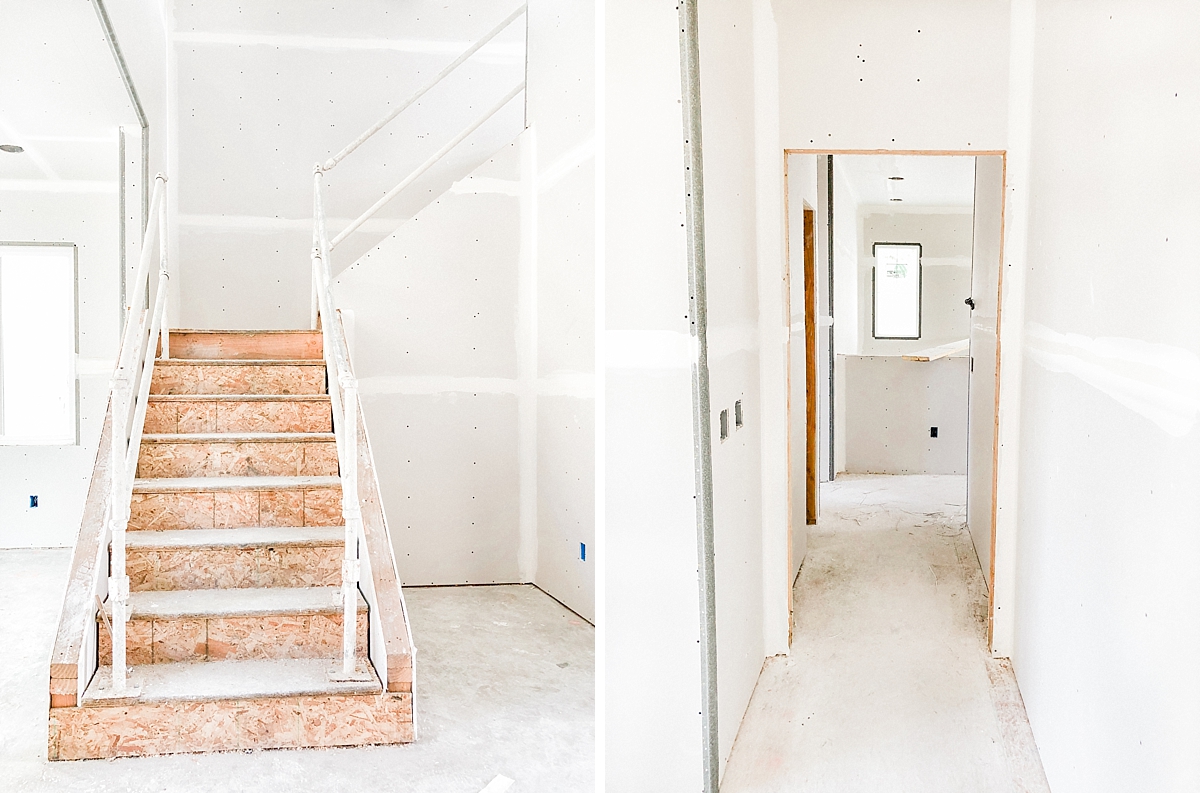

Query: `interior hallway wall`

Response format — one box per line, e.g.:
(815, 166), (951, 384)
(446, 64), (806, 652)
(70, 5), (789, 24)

(1011, 4), (1200, 791)
(170, 1), (526, 329)
(698, 0), (766, 776)
(604, 0), (704, 788)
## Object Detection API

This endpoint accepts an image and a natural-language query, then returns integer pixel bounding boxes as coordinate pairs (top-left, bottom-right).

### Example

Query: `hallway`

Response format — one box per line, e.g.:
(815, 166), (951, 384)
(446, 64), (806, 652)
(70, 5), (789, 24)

(721, 475), (1049, 792)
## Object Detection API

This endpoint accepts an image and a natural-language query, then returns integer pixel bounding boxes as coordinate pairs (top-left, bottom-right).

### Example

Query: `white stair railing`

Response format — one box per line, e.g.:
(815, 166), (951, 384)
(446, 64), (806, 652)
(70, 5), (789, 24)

(311, 5), (526, 682)
(100, 172), (170, 697)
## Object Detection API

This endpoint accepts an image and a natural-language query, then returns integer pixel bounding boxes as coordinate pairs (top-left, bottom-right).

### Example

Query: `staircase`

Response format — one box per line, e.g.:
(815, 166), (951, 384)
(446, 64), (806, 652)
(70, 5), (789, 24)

(48, 330), (415, 760)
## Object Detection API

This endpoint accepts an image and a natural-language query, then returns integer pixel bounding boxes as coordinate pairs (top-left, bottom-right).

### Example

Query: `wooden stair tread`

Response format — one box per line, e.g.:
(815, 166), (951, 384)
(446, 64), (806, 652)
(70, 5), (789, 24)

(126, 526), (344, 549)
(103, 586), (365, 620)
(141, 432), (336, 443)
(133, 475), (340, 492)
(82, 658), (379, 705)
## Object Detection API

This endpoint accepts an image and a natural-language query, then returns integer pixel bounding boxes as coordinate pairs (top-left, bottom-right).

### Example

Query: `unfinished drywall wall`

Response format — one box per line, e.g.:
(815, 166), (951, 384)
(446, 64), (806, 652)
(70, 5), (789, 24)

(857, 209), (973, 357)
(333, 142), (522, 585)
(527, 0), (596, 622)
(172, 1), (526, 329)
(604, 0), (704, 787)
(842, 355), (968, 475)
(1010, 5), (1200, 791)
(0, 0), (139, 548)
(698, 0), (766, 777)
(773, 0), (1009, 151)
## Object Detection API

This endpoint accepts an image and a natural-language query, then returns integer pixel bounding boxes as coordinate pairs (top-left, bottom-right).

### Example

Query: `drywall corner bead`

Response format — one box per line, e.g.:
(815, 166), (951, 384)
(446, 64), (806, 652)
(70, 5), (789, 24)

(1024, 322), (1200, 437)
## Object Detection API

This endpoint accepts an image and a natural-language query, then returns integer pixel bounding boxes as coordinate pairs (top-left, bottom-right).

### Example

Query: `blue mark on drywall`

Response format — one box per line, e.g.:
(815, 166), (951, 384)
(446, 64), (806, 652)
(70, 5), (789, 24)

(580, 542), (586, 562)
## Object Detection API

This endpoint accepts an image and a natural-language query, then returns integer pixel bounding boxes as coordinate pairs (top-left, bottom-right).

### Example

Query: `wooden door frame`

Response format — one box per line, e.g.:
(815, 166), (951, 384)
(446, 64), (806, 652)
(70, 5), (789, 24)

(781, 147), (1008, 648)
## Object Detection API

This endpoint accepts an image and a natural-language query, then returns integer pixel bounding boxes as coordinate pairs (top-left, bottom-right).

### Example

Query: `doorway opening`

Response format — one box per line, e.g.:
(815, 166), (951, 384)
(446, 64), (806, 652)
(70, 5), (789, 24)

(785, 149), (1005, 644)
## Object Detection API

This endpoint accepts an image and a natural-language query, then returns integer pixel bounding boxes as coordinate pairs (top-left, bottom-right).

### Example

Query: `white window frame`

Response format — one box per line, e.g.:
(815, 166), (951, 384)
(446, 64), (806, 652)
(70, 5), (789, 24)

(872, 242), (923, 340)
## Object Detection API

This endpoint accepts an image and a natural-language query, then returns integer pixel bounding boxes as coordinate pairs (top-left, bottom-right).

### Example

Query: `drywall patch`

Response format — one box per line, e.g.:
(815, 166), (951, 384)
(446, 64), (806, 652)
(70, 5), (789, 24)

(1025, 322), (1200, 437)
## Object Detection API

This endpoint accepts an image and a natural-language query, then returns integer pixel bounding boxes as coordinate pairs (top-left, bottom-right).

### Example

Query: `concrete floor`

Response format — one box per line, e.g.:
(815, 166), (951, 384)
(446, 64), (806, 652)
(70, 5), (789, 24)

(721, 475), (1050, 793)
(0, 549), (593, 792)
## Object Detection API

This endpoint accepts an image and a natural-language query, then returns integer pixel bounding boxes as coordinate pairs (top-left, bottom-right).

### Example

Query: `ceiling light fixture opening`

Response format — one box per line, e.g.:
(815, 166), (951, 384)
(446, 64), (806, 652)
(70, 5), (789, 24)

(0, 144), (24, 154)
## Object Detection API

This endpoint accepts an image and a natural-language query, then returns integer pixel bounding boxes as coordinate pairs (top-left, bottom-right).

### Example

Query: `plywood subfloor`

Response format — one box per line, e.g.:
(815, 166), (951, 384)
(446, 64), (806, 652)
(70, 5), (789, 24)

(2, 550), (593, 792)
(721, 475), (1050, 792)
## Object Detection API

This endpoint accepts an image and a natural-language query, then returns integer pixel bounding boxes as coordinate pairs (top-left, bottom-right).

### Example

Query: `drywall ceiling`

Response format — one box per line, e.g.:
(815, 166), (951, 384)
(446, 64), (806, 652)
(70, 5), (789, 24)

(0, 0), (134, 183)
(836, 154), (976, 208)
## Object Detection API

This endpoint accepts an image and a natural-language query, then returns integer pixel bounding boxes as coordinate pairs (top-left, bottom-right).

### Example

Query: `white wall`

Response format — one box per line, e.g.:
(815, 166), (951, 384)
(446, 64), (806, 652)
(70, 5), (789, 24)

(171, 0), (526, 330)
(856, 209), (973, 356)
(1010, 3), (1200, 791)
(333, 142), (523, 586)
(773, 0), (1010, 151)
(842, 355), (968, 475)
(698, 0), (766, 777)
(604, 0), (703, 787)
(527, 0), (596, 622)
(0, 0), (141, 548)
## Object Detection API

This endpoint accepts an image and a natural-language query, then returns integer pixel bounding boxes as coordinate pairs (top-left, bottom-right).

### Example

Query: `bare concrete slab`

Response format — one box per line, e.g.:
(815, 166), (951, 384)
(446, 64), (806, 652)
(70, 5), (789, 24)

(720, 475), (1050, 793)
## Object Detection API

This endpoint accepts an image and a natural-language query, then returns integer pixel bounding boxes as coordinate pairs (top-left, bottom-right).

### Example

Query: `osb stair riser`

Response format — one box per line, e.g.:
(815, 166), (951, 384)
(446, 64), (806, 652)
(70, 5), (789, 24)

(150, 361), (327, 396)
(127, 532), (344, 591)
(165, 330), (323, 361)
(48, 690), (413, 760)
(129, 485), (343, 531)
(137, 435), (339, 478)
(97, 609), (369, 664)
(144, 396), (333, 434)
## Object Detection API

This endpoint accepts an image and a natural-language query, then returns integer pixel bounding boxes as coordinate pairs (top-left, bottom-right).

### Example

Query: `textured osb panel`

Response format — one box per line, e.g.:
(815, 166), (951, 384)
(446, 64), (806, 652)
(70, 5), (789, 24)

(130, 493), (216, 531)
(178, 402), (219, 433)
(99, 612), (366, 664)
(143, 402), (177, 434)
(214, 492), (260, 528)
(303, 489), (343, 527)
(208, 613), (368, 661)
(131, 489), (344, 530)
(218, 401), (332, 433)
(152, 618), (207, 663)
(259, 490), (304, 527)
(98, 620), (153, 666)
(150, 365), (325, 396)
(128, 545), (342, 591)
(49, 692), (413, 759)
(168, 331), (322, 361)
(136, 440), (338, 478)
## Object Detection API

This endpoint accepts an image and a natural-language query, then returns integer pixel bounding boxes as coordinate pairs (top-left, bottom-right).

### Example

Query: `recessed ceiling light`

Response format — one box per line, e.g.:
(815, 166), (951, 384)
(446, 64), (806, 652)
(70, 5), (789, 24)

(0, 144), (24, 154)
(887, 176), (904, 181)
